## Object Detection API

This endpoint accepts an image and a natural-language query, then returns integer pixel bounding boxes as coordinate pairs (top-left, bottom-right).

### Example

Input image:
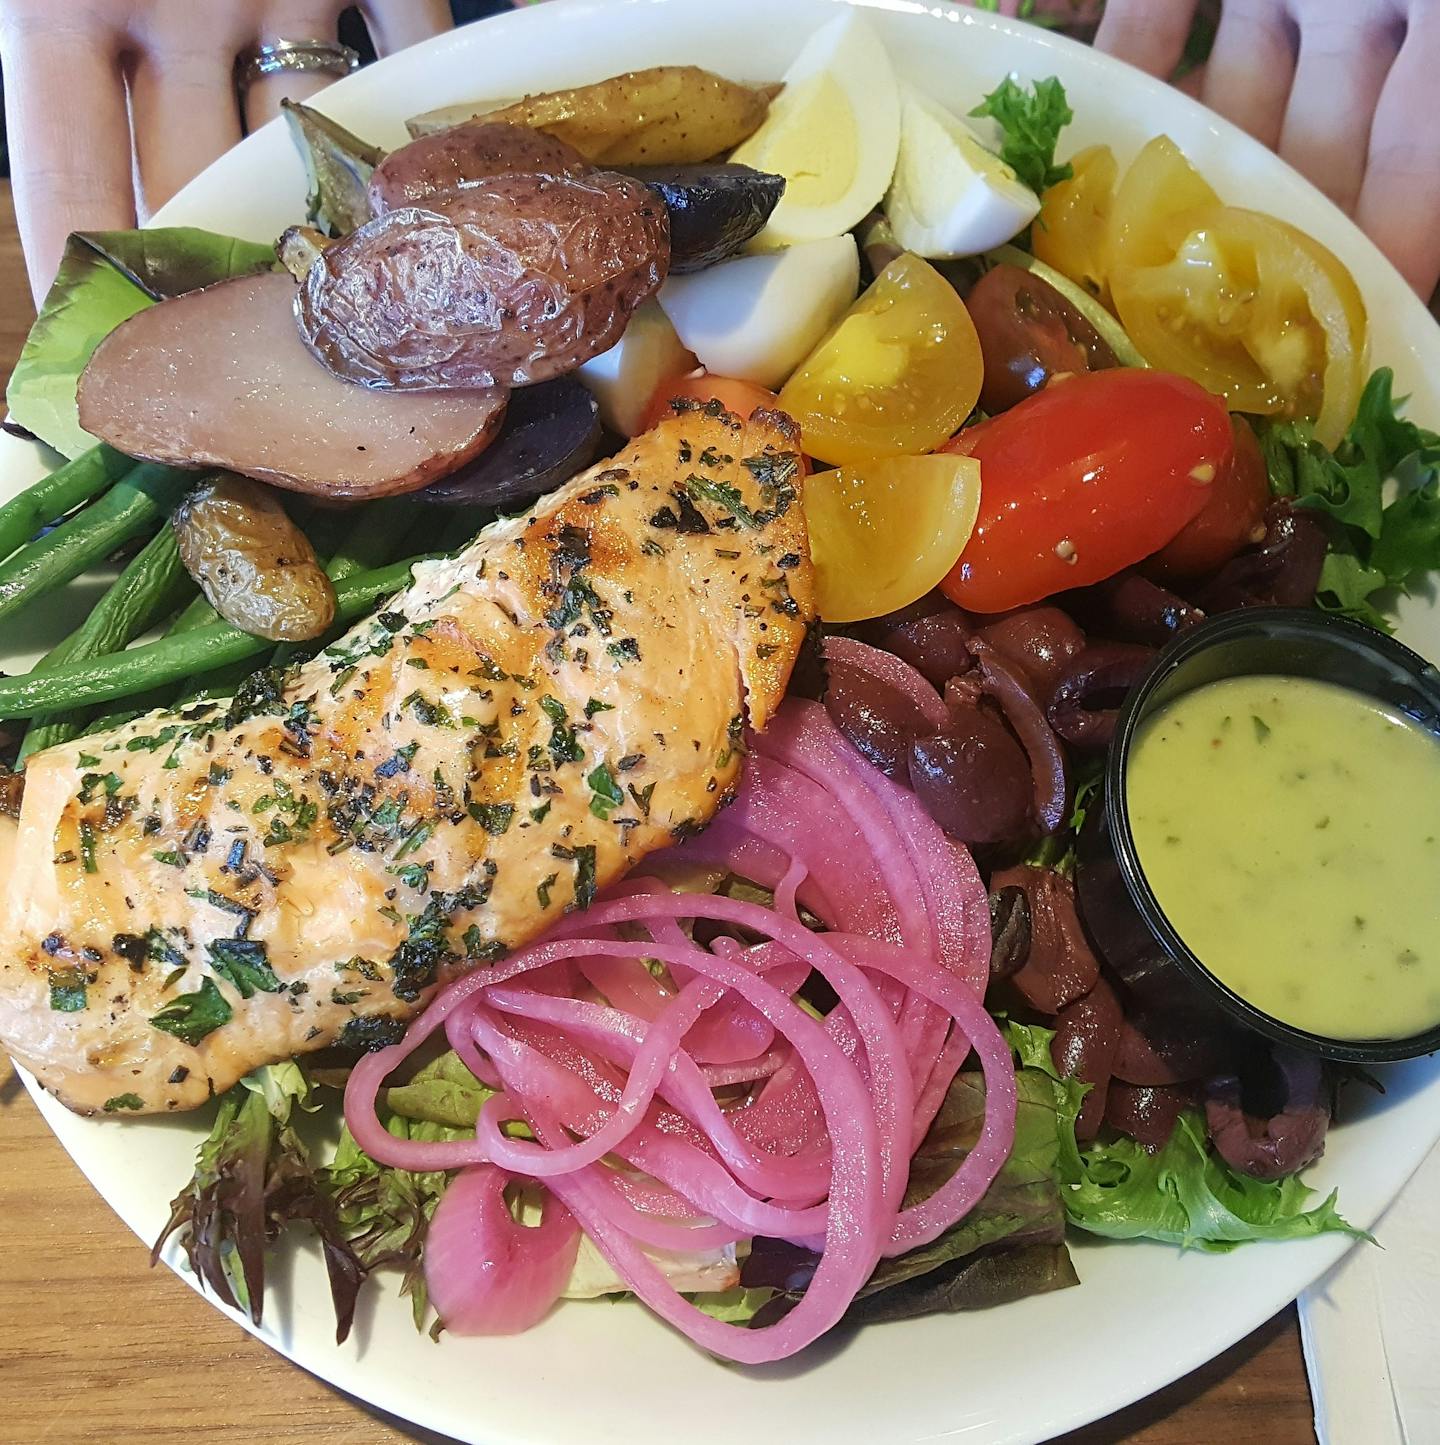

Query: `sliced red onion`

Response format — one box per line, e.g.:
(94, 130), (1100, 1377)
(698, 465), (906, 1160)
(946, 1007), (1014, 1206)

(340, 701), (1012, 1364)
(823, 637), (949, 732)
(424, 1165), (580, 1335)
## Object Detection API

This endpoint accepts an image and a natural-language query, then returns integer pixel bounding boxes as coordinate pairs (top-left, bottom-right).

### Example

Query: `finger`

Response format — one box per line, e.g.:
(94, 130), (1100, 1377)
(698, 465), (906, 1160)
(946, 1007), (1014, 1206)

(130, 45), (246, 216)
(0, 10), (134, 302)
(1278, 9), (1401, 213)
(1200, 0), (1295, 148)
(243, 4), (349, 132)
(358, 0), (453, 57)
(1094, 0), (1200, 77)
(1356, 12), (1440, 298)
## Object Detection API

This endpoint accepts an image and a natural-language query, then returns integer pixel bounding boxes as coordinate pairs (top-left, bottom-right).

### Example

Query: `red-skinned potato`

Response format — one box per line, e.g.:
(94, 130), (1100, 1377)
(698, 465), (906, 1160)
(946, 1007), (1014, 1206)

(298, 171), (670, 391)
(77, 272), (507, 499)
(367, 121), (589, 214)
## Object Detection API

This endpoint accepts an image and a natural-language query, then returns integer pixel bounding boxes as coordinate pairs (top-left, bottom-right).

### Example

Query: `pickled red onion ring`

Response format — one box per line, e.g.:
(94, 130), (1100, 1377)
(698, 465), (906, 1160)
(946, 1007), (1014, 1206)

(343, 702), (1015, 1362)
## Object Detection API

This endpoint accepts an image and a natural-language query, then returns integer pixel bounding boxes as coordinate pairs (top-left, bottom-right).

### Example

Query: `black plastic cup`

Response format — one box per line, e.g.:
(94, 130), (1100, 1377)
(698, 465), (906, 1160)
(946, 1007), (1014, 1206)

(1075, 606), (1440, 1063)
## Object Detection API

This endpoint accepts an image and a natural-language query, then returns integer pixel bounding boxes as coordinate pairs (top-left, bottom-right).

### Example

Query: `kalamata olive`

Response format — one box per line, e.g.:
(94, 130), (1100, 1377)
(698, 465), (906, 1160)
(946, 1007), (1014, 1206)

(422, 375), (602, 508)
(1045, 642), (1156, 749)
(621, 164), (786, 272)
(1105, 1080), (1198, 1151)
(825, 661), (935, 780)
(1081, 572), (1204, 646)
(971, 640), (1068, 834)
(908, 712), (1033, 844)
(298, 171), (670, 391)
(1052, 976), (1124, 1140)
(990, 865), (1100, 1013)
(965, 263), (1119, 413)
(1112, 1007), (1236, 1085)
(879, 608), (974, 690)
(1195, 501), (1329, 613)
(974, 606), (1086, 693)
(1205, 1048), (1329, 1181)
(988, 884), (1032, 983)
(173, 475), (336, 642)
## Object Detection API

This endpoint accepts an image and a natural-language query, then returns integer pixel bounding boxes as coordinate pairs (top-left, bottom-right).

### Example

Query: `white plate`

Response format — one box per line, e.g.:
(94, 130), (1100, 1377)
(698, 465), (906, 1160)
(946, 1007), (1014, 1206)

(7, 1), (1440, 1441)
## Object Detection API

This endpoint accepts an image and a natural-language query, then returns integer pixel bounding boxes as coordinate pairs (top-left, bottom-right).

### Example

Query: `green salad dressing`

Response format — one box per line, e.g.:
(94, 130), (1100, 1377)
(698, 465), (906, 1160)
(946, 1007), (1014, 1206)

(1126, 674), (1440, 1041)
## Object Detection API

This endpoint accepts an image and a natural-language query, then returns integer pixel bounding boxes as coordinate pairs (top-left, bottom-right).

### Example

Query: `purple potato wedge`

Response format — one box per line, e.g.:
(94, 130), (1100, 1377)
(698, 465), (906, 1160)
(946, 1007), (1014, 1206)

(423, 375), (602, 508)
(619, 164), (785, 272)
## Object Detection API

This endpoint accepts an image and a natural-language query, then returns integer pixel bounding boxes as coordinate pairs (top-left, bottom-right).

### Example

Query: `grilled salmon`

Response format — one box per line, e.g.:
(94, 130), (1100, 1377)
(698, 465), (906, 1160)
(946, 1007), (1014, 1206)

(0, 405), (813, 1116)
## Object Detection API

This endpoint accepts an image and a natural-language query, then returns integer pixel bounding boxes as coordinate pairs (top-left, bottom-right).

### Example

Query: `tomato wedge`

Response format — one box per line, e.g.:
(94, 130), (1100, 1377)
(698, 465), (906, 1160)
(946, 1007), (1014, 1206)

(643, 372), (783, 429)
(1146, 416), (1269, 581)
(939, 369), (1234, 613)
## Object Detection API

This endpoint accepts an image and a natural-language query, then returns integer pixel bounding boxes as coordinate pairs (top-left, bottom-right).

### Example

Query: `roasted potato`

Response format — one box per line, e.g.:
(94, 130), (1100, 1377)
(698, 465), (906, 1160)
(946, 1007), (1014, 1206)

(275, 224), (331, 281)
(422, 375), (601, 507)
(405, 67), (778, 166)
(368, 121), (588, 213)
(621, 164), (785, 271)
(281, 99), (384, 237)
(173, 475), (336, 642)
(298, 171), (669, 390)
(77, 273), (509, 499)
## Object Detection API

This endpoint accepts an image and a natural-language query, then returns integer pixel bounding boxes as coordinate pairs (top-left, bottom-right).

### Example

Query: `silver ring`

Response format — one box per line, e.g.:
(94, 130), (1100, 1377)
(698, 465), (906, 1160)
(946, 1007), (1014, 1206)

(237, 38), (361, 89)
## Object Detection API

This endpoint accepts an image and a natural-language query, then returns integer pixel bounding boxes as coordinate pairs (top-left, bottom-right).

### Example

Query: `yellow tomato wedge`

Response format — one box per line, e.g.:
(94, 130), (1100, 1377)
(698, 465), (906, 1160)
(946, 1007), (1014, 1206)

(1113, 207), (1367, 447)
(1107, 136), (1220, 273)
(807, 454), (982, 622)
(1033, 144), (1118, 300)
(778, 252), (982, 466)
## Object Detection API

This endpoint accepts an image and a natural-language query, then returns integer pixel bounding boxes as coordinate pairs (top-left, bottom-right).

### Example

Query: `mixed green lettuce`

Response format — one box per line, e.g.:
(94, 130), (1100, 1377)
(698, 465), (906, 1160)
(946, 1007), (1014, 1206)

(6, 228), (274, 458)
(1259, 368), (1440, 631)
(969, 76), (1074, 196)
(1006, 1022), (1366, 1251)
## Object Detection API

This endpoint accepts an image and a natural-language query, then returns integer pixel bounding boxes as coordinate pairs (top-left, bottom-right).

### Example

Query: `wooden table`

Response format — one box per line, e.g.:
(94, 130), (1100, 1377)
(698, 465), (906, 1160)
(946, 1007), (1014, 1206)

(0, 178), (1316, 1445)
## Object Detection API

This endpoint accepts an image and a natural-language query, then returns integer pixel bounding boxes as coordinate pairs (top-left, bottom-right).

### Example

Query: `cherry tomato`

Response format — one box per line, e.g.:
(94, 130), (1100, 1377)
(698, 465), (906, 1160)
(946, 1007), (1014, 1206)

(1113, 206), (1367, 449)
(1106, 136), (1220, 275)
(642, 371), (782, 430)
(1033, 144), (1118, 301)
(939, 369), (1234, 614)
(966, 263), (1118, 413)
(808, 455), (981, 623)
(1145, 416), (1269, 581)
(778, 252), (982, 466)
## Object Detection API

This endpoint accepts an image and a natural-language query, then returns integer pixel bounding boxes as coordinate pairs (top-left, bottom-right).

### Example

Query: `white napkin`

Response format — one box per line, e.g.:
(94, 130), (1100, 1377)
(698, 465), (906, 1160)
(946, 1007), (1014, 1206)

(1299, 1140), (1440, 1445)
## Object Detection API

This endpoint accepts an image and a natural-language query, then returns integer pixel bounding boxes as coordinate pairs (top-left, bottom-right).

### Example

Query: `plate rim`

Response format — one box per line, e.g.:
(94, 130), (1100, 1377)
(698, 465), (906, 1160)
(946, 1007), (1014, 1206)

(8, 1), (1440, 1441)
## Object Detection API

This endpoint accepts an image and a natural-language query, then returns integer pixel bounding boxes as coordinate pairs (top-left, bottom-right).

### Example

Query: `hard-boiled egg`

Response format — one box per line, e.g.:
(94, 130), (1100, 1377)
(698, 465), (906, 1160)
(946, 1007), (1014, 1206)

(729, 12), (899, 248)
(574, 299), (695, 436)
(885, 85), (1040, 258)
(657, 235), (859, 390)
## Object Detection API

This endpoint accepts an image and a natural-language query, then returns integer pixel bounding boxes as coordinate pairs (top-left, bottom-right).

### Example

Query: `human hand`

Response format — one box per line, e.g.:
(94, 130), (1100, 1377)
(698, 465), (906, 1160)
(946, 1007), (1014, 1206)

(1090, 0), (1440, 298)
(0, 0), (454, 304)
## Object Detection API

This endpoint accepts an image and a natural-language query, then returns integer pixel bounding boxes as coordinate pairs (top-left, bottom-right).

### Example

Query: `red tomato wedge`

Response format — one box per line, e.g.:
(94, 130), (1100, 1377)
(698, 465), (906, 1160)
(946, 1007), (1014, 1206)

(939, 369), (1234, 613)
(643, 372), (784, 429)
(1145, 416), (1269, 580)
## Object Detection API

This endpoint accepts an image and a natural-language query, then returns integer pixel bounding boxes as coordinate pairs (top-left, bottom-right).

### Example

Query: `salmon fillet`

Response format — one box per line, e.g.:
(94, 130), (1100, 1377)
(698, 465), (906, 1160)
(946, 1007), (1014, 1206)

(0, 405), (813, 1116)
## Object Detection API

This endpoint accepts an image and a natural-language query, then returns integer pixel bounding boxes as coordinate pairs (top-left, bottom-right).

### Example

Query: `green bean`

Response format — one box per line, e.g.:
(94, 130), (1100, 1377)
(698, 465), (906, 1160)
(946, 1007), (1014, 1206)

(0, 462), (192, 627)
(19, 527), (195, 760)
(0, 557), (428, 719)
(0, 444), (136, 564)
(324, 496), (419, 582)
(78, 593), (221, 737)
